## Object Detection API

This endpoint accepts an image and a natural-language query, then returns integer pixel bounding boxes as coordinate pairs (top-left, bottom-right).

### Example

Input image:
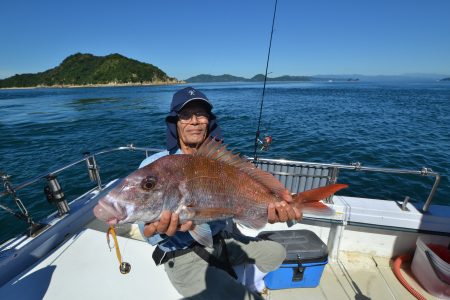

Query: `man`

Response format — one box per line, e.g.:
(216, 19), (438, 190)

(138, 86), (301, 299)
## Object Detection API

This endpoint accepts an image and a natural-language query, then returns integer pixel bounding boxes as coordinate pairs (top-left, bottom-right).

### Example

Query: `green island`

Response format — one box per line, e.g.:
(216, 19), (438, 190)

(0, 53), (361, 89)
(0, 53), (180, 88)
(185, 74), (359, 83)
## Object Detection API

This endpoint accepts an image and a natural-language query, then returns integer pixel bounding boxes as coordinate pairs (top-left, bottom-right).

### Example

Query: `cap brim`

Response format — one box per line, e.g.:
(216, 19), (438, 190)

(178, 98), (212, 111)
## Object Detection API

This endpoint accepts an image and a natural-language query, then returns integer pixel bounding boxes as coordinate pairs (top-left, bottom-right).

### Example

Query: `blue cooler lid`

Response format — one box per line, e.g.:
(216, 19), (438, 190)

(258, 230), (328, 264)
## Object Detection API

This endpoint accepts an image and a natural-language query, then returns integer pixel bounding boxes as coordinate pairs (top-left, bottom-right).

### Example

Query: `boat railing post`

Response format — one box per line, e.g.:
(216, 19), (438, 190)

(1, 172), (46, 236)
(84, 152), (102, 190)
(1, 173), (29, 219)
(422, 172), (441, 212)
(325, 167), (340, 204)
(45, 174), (69, 217)
(401, 196), (410, 211)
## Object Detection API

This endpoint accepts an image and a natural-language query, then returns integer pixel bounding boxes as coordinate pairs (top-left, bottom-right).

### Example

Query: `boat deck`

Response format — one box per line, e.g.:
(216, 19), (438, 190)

(269, 252), (434, 300)
(0, 223), (436, 300)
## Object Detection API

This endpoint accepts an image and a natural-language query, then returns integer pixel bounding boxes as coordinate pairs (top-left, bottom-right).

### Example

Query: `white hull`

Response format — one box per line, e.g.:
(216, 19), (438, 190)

(1, 190), (448, 299)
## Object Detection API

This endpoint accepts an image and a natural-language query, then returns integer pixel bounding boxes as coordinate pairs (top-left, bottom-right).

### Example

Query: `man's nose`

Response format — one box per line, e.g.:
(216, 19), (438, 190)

(188, 114), (200, 123)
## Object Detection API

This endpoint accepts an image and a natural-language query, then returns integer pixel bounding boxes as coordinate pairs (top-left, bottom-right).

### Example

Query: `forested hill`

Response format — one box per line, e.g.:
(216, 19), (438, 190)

(0, 53), (179, 88)
(185, 74), (313, 83)
(185, 74), (359, 83)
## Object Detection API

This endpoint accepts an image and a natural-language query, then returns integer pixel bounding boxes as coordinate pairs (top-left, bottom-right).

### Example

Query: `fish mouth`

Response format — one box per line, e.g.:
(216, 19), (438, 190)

(93, 198), (127, 225)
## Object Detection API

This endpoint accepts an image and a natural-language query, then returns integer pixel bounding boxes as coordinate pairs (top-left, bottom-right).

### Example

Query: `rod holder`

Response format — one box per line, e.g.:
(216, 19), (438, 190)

(84, 152), (102, 189)
(45, 174), (69, 217)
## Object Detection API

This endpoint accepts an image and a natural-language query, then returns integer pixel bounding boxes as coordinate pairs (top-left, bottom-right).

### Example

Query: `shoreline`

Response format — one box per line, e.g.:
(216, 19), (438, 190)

(0, 80), (186, 90)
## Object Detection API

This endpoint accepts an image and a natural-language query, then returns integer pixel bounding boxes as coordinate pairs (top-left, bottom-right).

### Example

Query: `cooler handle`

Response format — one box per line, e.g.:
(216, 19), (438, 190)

(292, 263), (305, 282)
(424, 250), (450, 286)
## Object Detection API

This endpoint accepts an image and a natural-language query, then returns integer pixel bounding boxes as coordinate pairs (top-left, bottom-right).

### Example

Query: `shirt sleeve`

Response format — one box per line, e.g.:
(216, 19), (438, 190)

(139, 150), (169, 168)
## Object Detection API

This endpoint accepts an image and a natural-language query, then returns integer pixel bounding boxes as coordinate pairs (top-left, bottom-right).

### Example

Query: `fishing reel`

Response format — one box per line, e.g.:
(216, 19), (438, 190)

(257, 135), (273, 151)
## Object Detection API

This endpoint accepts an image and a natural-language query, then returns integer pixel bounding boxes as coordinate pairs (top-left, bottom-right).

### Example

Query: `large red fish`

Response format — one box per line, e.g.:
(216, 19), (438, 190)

(93, 139), (347, 246)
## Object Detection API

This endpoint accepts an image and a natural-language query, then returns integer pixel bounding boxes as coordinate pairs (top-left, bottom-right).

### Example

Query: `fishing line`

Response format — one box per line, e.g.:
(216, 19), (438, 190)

(253, 0), (278, 161)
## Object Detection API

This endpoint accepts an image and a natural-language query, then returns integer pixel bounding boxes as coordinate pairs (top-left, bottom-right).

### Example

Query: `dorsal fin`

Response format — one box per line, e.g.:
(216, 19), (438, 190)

(195, 138), (292, 201)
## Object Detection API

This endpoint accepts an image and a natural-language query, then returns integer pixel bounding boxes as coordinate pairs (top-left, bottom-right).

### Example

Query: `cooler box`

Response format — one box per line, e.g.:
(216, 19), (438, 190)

(258, 230), (328, 289)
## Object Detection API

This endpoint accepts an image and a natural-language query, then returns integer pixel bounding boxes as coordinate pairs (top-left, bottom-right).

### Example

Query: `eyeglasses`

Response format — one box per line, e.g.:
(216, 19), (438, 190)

(177, 110), (210, 123)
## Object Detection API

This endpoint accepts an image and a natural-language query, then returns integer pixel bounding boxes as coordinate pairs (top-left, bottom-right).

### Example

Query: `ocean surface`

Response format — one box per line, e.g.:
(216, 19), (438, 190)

(1, 81), (449, 242)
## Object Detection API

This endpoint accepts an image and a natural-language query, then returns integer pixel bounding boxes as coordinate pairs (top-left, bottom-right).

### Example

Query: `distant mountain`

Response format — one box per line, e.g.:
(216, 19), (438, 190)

(186, 74), (247, 83)
(184, 72), (450, 84)
(185, 74), (319, 83)
(184, 73), (359, 83)
(440, 77), (450, 81)
(0, 53), (179, 88)
(249, 74), (314, 82)
(315, 73), (449, 82)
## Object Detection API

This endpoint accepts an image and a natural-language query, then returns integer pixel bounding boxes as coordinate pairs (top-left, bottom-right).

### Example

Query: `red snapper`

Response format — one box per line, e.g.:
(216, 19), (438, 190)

(93, 139), (347, 247)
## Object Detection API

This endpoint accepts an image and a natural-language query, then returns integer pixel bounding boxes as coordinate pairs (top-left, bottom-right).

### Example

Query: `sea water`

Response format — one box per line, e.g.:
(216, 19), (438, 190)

(0, 81), (449, 242)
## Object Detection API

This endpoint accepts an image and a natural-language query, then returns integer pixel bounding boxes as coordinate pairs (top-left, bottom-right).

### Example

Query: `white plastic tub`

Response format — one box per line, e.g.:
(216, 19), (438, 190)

(411, 236), (450, 299)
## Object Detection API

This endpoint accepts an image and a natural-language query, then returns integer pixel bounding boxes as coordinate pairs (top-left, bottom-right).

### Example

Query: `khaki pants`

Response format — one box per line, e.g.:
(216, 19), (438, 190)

(163, 231), (286, 300)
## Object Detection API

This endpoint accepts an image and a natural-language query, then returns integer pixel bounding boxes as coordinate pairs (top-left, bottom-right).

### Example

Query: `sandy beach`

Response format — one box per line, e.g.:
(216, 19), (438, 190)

(0, 80), (185, 90)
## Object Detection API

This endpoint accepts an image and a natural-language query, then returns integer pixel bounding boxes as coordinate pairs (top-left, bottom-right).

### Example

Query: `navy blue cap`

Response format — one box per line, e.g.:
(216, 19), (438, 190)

(169, 87), (212, 114)
(165, 87), (222, 152)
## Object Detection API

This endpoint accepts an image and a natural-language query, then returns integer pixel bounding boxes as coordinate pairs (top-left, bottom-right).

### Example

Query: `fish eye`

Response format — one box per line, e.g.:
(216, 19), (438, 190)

(141, 176), (157, 190)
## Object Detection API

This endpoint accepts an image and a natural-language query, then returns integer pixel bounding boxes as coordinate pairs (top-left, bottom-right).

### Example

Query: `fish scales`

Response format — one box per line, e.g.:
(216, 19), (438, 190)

(93, 138), (348, 247)
(178, 155), (277, 223)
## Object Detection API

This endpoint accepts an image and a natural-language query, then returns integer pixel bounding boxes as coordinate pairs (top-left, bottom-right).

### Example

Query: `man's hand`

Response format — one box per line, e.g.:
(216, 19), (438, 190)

(143, 210), (195, 237)
(267, 201), (302, 224)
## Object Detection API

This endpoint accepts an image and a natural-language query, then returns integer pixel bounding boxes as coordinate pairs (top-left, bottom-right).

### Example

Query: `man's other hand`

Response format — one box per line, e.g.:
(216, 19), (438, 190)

(267, 201), (302, 224)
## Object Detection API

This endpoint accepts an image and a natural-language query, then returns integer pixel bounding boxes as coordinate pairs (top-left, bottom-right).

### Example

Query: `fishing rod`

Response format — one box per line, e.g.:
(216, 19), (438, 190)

(253, 0), (278, 161)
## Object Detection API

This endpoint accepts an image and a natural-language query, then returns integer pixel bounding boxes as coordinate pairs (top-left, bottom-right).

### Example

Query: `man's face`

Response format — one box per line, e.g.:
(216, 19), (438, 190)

(177, 101), (210, 148)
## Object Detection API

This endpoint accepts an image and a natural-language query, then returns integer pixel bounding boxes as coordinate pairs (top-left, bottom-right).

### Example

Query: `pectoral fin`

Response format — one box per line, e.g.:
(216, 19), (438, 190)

(189, 224), (213, 248)
(180, 205), (234, 248)
(235, 216), (267, 230)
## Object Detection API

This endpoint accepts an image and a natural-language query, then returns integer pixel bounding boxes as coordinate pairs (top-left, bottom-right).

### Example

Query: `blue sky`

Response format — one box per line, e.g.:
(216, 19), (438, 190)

(1, 0), (449, 80)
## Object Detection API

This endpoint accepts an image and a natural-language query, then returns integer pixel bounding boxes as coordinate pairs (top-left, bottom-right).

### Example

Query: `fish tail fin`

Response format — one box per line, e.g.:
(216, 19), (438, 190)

(292, 183), (348, 216)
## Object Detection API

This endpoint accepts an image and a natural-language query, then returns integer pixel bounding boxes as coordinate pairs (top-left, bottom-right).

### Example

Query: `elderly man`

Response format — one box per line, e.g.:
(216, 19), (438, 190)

(139, 86), (301, 300)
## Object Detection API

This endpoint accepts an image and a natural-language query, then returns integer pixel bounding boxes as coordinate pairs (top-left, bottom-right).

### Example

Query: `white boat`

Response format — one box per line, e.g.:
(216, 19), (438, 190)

(0, 145), (449, 299)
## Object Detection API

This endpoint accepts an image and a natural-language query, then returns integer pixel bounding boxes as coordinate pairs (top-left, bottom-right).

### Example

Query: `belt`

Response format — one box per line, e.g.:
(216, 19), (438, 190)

(152, 244), (194, 265)
(152, 234), (237, 279)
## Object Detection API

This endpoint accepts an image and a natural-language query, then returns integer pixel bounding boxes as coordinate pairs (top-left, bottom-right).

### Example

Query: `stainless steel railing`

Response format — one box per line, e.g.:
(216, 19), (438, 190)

(0, 145), (160, 235)
(1, 145), (161, 196)
(254, 157), (441, 212)
(0, 145), (442, 219)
